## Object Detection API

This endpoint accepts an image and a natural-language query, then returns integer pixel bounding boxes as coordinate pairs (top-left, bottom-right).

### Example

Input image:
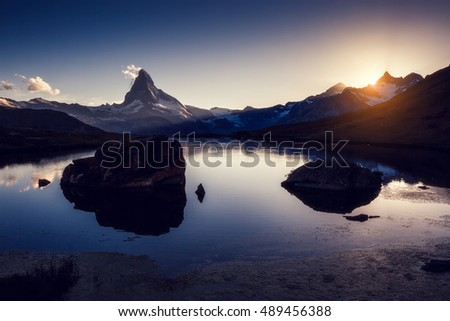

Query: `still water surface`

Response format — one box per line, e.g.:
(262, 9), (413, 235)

(0, 146), (449, 274)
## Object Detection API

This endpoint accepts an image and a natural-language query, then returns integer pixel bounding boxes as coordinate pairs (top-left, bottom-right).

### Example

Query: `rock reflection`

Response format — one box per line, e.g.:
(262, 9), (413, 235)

(284, 187), (381, 214)
(62, 186), (186, 236)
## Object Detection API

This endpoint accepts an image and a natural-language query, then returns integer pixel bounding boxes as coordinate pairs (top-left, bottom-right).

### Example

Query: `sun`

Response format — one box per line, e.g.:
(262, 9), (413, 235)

(351, 69), (383, 88)
(367, 78), (377, 86)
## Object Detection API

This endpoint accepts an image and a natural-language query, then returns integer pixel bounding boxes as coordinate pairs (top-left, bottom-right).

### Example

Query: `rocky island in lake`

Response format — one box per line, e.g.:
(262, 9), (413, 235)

(282, 161), (382, 213)
(60, 137), (187, 235)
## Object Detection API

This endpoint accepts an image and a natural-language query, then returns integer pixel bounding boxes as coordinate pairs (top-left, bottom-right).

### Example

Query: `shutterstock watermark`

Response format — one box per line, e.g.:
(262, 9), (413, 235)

(100, 131), (349, 169)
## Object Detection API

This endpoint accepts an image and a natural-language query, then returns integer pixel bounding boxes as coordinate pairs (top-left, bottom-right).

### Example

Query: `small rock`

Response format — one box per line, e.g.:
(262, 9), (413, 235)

(421, 259), (450, 273)
(38, 179), (51, 188)
(195, 183), (206, 203)
(418, 185), (429, 190)
(344, 214), (380, 222)
(344, 214), (369, 222)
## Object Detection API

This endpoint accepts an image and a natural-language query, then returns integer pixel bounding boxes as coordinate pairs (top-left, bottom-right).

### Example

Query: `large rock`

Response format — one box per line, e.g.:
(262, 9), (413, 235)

(60, 136), (185, 188)
(282, 161), (382, 191)
(281, 161), (382, 214)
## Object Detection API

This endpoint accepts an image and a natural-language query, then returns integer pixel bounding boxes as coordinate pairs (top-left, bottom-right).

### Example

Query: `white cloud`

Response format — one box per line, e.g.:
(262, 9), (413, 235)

(14, 74), (27, 80)
(122, 64), (142, 80)
(13, 74), (60, 95)
(0, 80), (14, 90)
(28, 76), (60, 95)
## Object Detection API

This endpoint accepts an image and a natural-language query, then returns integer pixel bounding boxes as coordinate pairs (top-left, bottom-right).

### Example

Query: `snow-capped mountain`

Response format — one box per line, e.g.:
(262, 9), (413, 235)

(96, 69), (200, 133)
(346, 72), (423, 106)
(120, 69), (193, 121)
(0, 69), (200, 134)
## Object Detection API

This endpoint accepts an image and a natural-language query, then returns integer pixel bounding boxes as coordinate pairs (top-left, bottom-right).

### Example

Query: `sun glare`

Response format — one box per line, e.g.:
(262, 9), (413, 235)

(360, 67), (386, 86)
(350, 69), (384, 88)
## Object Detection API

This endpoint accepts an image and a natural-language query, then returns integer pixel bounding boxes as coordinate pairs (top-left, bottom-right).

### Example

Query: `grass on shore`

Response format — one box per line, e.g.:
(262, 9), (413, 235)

(0, 258), (79, 300)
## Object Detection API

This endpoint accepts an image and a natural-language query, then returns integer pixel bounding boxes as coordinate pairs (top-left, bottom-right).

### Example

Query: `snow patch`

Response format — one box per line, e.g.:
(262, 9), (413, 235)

(274, 106), (293, 119)
(158, 98), (192, 119)
(210, 107), (233, 117)
(114, 100), (144, 114)
(359, 84), (401, 106)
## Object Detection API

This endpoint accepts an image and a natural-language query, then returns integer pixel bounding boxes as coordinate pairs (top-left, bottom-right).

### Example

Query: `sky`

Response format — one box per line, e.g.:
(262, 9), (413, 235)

(1, 0), (450, 109)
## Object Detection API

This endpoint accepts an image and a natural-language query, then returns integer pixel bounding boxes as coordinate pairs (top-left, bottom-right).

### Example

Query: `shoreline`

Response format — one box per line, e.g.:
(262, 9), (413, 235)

(1, 239), (450, 300)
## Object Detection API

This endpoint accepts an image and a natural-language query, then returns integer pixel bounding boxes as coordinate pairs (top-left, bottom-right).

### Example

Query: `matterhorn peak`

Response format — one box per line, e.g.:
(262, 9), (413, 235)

(118, 68), (191, 123)
(123, 69), (159, 105)
(135, 69), (155, 87)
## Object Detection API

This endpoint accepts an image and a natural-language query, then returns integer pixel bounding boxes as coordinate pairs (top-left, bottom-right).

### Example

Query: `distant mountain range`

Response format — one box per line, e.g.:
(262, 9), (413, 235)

(0, 65), (449, 150)
(250, 65), (450, 150)
(199, 71), (423, 133)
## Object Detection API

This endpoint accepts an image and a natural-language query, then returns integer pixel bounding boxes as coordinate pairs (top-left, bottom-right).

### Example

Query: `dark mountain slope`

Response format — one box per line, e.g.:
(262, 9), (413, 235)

(0, 107), (104, 133)
(0, 107), (118, 153)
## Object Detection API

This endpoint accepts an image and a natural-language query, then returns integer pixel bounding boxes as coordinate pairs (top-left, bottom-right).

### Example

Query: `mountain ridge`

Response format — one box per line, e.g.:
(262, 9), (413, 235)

(248, 65), (450, 150)
(0, 68), (431, 136)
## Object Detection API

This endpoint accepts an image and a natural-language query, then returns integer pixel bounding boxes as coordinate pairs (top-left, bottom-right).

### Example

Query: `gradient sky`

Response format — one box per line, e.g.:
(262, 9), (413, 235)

(1, 0), (450, 108)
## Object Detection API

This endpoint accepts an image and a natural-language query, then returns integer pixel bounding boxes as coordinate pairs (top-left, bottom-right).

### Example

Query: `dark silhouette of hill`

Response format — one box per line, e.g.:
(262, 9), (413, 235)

(0, 107), (118, 153)
(0, 107), (103, 133)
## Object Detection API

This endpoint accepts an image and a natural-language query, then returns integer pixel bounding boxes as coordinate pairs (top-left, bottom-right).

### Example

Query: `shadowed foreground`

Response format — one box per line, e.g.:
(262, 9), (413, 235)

(1, 239), (450, 300)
